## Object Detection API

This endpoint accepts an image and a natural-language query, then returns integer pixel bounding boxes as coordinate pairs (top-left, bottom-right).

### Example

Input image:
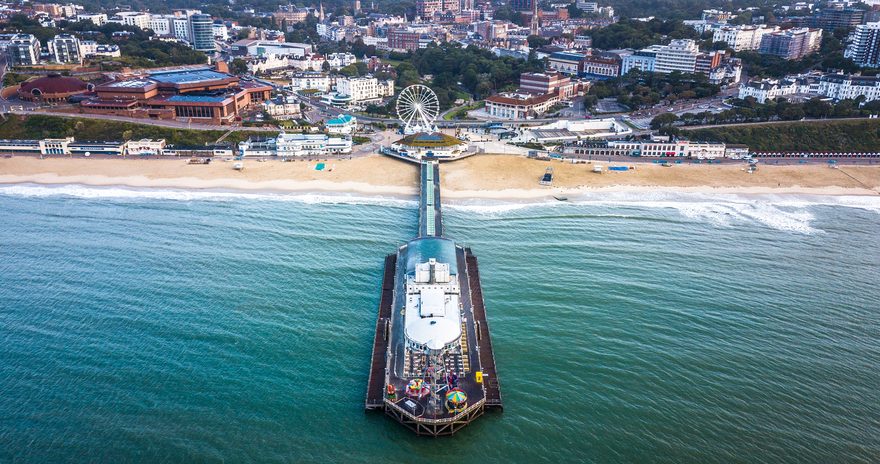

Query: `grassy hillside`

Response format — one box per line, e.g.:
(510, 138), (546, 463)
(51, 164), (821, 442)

(0, 114), (272, 146)
(685, 119), (880, 152)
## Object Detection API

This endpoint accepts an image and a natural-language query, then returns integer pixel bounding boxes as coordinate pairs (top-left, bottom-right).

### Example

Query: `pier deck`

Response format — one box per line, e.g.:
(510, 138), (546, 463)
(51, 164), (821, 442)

(466, 249), (503, 409)
(365, 253), (397, 410)
(366, 160), (501, 435)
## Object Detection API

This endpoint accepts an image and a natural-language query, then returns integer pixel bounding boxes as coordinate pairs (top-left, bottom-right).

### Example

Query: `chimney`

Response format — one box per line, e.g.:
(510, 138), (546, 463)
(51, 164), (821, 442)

(215, 60), (230, 74)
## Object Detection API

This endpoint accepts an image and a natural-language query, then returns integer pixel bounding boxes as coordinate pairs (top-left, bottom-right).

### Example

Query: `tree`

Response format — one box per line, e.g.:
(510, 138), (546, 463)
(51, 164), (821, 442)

(527, 35), (550, 49)
(338, 64), (359, 77)
(396, 63), (420, 88)
(230, 58), (248, 75)
(650, 113), (679, 130)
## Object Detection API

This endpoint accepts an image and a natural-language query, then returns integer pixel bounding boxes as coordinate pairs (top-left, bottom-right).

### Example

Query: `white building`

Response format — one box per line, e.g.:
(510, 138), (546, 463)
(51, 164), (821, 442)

(325, 52), (356, 69)
(76, 13), (107, 26)
(290, 54), (326, 71)
(109, 12), (151, 30)
(565, 139), (729, 158)
(7, 34), (41, 66)
(738, 78), (800, 103)
(291, 72), (334, 92)
(263, 96), (301, 120)
(484, 91), (559, 119)
(335, 76), (394, 103)
(148, 15), (174, 35)
(845, 22), (880, 67)
(247, 54), (293, 74)
(514, 118), (632, 144)
(325, 114), (357, 134)
(712, 25), (777, 52)
(173, 17), (191, 41)
(817, 73), (880, 102)
(238, 133), (352, 157)
(125, 139), (167, 155)
(654, 39), (699, 74)
(232, 40), (312, 58)
(79, 40), (121, 57)
(620, 46), (662, 74)
(212, 23), (228, 41)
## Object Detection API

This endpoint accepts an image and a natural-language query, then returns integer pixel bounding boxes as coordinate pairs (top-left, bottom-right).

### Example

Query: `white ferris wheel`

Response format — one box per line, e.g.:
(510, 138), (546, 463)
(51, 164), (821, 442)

(396, 84), (440, 135)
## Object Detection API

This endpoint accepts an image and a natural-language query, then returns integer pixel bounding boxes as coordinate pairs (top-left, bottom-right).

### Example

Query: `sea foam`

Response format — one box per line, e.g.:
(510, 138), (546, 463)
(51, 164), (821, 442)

(0, 183), (417, 209)
(2, 183), (878, 234)
(446, 191), (880, 234)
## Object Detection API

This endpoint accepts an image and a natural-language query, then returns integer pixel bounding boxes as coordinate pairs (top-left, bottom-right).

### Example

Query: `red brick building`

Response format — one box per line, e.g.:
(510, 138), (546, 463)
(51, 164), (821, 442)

(81, 65), (271, 124)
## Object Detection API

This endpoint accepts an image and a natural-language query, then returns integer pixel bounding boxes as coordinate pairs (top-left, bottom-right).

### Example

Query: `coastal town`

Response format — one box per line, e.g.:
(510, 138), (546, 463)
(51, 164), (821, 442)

(0, 0), (877, 195)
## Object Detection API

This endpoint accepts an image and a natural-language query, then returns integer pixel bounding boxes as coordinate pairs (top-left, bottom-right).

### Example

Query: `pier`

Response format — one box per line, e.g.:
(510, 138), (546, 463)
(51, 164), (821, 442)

(365, 161), (502, 436)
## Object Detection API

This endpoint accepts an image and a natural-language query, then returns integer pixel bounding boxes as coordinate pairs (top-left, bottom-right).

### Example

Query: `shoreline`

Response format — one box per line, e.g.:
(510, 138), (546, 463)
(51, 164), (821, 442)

(1, 174), (878, 201)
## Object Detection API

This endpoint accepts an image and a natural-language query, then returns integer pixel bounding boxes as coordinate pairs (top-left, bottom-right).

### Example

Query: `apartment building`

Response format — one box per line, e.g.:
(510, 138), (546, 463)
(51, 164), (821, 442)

(759, 28), (822, 60)
(654, 39), (699, 74)
(76, 13), (107, 26)
(50, 34), (81, 64)
(7, 34), (41, 66)
(620, 46), (662, 74)
(109, 12), (151, 29)
(846, 22), (880, 67)
(712, 25), (777, 51)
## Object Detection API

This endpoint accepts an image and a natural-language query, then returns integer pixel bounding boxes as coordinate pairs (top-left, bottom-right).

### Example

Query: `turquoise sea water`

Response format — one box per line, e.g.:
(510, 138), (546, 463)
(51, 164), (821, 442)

(1, 184), (879, 463)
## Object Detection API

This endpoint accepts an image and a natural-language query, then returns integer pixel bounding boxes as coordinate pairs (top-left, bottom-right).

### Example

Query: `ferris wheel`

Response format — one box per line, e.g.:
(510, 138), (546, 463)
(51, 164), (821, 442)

(396, 85), (439, 134)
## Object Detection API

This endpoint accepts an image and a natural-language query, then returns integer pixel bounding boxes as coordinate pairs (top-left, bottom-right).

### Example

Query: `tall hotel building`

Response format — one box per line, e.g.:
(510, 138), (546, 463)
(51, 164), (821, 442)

(846, 22), (880, 67)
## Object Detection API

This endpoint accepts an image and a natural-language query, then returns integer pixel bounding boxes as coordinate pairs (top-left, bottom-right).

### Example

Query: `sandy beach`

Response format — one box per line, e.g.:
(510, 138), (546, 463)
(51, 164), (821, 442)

(1, 154), (878, 198)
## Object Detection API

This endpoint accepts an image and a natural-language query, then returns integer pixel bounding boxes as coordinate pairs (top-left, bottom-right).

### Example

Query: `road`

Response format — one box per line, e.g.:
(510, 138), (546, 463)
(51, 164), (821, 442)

(627, 88), (740, 129)
(1, 108), (278, 132)
(679, 116), (878, 130)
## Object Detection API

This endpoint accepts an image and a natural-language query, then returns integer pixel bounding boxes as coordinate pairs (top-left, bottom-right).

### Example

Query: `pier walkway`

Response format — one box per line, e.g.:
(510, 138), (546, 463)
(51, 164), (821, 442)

(365, 253), (397, 410)
(466, 249), (503, 409)
(418, 161), (443, 238)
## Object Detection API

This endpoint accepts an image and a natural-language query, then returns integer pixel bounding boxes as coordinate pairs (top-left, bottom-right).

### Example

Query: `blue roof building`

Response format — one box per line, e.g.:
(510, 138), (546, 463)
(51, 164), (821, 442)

(326, 114), (357, 134)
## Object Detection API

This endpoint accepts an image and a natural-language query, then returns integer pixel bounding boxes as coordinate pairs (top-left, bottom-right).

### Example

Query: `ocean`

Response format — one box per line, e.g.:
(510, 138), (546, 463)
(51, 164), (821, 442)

(0, 184), (878, 463)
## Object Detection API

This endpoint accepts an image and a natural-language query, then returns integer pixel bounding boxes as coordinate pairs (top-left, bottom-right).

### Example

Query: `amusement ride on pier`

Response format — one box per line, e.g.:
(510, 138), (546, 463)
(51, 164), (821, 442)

(366, 88), (502, 435)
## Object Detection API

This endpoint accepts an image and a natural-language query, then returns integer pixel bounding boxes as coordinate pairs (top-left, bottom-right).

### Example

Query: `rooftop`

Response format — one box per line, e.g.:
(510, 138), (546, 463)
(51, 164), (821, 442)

(104, 79), (155, 88)
(327, 114), (355, 125)
(149, 69), (232, 85)
(165, 94), (230, 103)
(397, 132), (464, 148)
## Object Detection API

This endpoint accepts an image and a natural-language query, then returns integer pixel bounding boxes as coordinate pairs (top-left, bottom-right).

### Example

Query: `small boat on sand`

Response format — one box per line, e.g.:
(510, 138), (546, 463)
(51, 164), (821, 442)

(233, 162), (244, 171)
